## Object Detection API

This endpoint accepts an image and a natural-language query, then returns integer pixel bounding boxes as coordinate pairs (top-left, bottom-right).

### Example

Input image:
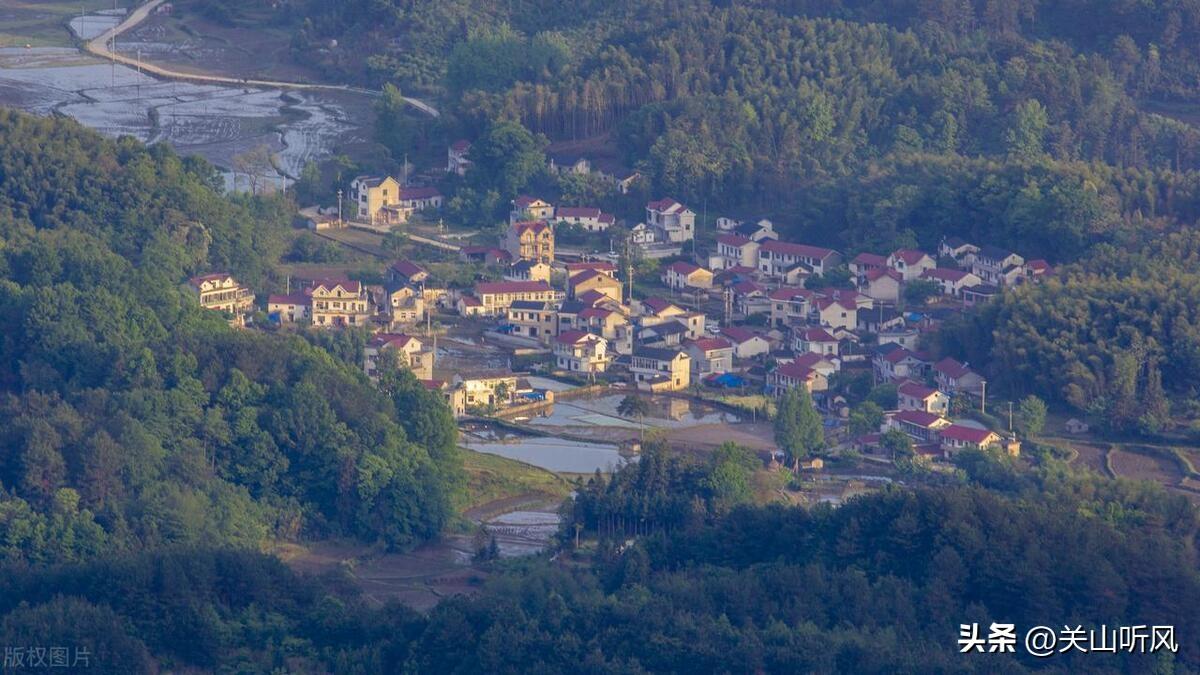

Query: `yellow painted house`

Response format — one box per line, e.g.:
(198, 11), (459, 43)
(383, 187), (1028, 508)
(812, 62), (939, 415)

(187, 273), (255, 326)
(504, 221), (555, 262)
(350, 175), (401, 225)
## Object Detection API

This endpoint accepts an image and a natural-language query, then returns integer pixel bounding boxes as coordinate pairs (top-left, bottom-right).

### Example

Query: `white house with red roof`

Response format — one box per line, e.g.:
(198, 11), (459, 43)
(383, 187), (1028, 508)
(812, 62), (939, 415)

(813, 296), (858, 330)
(396, 186), (443, 210)
(767, 360), (828, 396)
(768, 287), (814, 327)
(510, 195), (555, 223)
(663, 261), (714, 290)
(920, 268), (982, 297)
(187, 273), (255, 326)
(939, 424), (1002, 454)
(874, 343), (931, 382)
(554, 330), (610, 374)
(684, 337), (734, 376)
(861, 267), (902, 303)
(849, 252), (887, 280)
(388, 259), (429, 286)
(887, 410), (952, 442)
(473, 280), (559, 315)
(555, 206), (615, 232)
(758, 241), (841, 277)
(309, 279), (370, 328)
(933, 357), (986, 396)
(719, 326), (770, 359)
(794, 327), (839, 356)
(887, 249), (936, 281)
(646, 198), (696, 243)
(267, 292), (310, 323)
(565, 260), (617, 278)
(715, 234), (761, 270)
(789, 352), (839, 380)
(897, 380), (949, 415)
(364, 333), (433, 380)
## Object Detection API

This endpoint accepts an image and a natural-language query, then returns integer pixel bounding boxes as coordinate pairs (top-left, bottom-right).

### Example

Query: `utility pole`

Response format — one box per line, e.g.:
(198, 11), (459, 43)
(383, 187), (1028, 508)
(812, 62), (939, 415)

(624, 233), (634, 305)
(337, 189), (343, 227)
(980, 380), (987, 414)
(1008, 401), (1014, 433)
(723, 286), (732, 327)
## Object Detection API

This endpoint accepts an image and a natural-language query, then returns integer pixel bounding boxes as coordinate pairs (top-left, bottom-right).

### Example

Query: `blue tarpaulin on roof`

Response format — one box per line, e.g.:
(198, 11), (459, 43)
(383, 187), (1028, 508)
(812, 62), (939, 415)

(708, 373), (746, 388)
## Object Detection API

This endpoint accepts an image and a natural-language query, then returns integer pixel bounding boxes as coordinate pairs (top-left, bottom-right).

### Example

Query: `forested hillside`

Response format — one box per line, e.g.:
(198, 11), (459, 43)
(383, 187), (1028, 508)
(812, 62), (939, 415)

(1, 449), (1196, 672)
(0, 110), (462, 564)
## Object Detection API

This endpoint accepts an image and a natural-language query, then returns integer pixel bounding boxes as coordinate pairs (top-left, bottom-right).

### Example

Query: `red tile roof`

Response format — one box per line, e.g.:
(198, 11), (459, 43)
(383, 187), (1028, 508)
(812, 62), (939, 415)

(898, 380), (939, 399)
(774, 362), (817, 380)
(799, 327), (837, 342)
(647, 197), (687, 213)
(399, 186), (441, 200)
(556, 330), (594, 345)
(768, 287), (812, 301)
(666, 260), (704, 275)
(188, 272), (233, 286)
(268, 293), (310, 305)
(687, 337), (732, 352)
(891, 249), (931, 265)
(642, 297), (680, 314)
(578, 307), (615, 320)
(390, 259), (426, 277)
(511, 220), (551, 235)
(450, 139), (471, 152)
(792, 352), (833, 370)
(513, 195), (546, 208)
(760, 240), (837, 260)
(933, 357), (973, 379)
(311, 279), (362, 293)
(851, 252), (887, 267)
(576, 290), (610, 307)
(866, 268), (902, 283)
(719, 326), (761, 344)
(939, 424), (997, 443)
(732, 280), (764, 295)
(717, 234), (755, 248)
(369, 333), (419, 349)
(565, 261), (617, 274)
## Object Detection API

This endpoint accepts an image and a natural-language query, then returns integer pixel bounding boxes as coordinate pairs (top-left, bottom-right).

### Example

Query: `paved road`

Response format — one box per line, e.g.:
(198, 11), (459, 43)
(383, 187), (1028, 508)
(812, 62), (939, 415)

(84, 0), (439, 117)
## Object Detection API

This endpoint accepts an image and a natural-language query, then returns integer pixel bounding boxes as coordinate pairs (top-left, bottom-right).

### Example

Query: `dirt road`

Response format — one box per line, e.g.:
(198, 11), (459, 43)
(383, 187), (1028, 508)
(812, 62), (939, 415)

(84, 0), (439, 117)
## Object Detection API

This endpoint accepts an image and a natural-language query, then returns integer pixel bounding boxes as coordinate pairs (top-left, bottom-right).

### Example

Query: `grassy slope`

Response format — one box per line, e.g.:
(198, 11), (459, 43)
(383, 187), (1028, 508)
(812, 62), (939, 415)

(461, 448), (571, 512)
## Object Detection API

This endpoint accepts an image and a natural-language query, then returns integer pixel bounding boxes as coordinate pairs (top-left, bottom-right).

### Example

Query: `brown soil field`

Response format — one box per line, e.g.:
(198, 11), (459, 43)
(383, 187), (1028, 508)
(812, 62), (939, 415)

(1107, 447), (1183, 486)
(1065, 442), (1110, 476)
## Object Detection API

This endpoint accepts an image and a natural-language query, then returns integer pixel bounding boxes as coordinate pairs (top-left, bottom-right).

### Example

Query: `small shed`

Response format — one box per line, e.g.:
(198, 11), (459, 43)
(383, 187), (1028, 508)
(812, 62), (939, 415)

(1065, 418), (1089, 435)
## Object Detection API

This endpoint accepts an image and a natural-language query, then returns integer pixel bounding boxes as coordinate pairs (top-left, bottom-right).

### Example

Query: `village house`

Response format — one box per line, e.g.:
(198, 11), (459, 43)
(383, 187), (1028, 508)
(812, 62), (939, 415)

(663, 261), (714, 290)
(473, 280), (559, 316)
(933, 357), (986, 397)
(396, 186), (443, 211)
(569, 269), (623, 302)
(453, 372), (520, 409)
(768, 287), (814, 328)
(714, 234), (761, 270)
(962, 283), (1000, 307)
(350, 175), (401, 225)
(548, 154), (591, 176)
(507, 300), (557, 342)
(849, 252), (888, 281)
(873, 343), (930, 382)
(554, 206), (615, 232)
(630, 347), (691, 391)
(579, 307), (630, 348)
(637, 321), (690, 348)
(1024, 259), (1053, 282)
(504, 259), (552, 283)
(510, 195), (555, 223)
(888, 410), (952, 443)
(456, 295), (485, 317)
(860, 268), (902, 304)
(447, 139), (471, 176)
(187, 273), (255, 326)
(388, 259), (429, 287)
(732, 280), (770, 316)
(309, 280), (370, 328)
(458, 246), (512, 266)
(858, 307), (905, 334)
(380, 282), (425, 326)
(898, 381), (950, 415)
(790, 352), (839, 380)
(364, 333), (434, 381)
(645, 198), (696, 243)
(639, 296), (686, 322)
(920, 268), (982, 297)
(758, 241), (841, 278)
(504, 220), (555, 262)
(887, 249), (936, 281)
(684, 337), (734, 377)
(267, 292), (310, 323)
(767, 361), (828, 396)
(939, 424), (1002, 455)
(424, 379), (468, 418)
(813, 297), (858, 330)
(565, 260), (617, 278)
(554, 331), (610, 374)
(939, 237), (979, 265)
(733, 219), (778, 242)
(720, 326), (771, 359)
(794, 327), (840, 356)
(971, 246), (1025, 286)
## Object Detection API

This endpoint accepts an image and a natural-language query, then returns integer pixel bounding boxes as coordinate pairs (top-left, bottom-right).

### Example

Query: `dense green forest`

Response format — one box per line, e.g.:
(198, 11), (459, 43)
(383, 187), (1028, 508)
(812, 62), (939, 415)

(1, 444), (1196, 672)
(0, 110), (462, 564)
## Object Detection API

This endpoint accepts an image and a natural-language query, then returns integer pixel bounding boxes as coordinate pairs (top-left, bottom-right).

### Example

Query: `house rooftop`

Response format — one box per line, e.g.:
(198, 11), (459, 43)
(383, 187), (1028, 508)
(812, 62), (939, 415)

(633, 346), (686, 361)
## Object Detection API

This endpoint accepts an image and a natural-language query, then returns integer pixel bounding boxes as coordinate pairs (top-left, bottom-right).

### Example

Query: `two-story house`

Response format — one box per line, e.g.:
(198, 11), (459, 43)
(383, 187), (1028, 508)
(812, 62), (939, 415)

(860, 268), (902, 304)
(887, 249), (936, 281)
(646, 198), (696, 243)
(684, 337), (734, 377)
(364, 333), (433, 381)
(350, 175), (401, 225)
(474, 280), (559, 316)
(719, 326), (771, 359)
(849, 252), (888, 281)
(873, 343), (930, 382)
(663, 261), (714, 290)
(504, 221), (555, 262)
(972, 246), (1025, 286)
(933, 357), (986, 397)
(309, 280), (370, 328)
(939, 425), (1002, 455)
(388, 259), (429, 287)
(631, 347), (691, 391)
(504, 260), (552, 283)
(888, 410), (951, 443)
(187, 273), (255, 326)
(510, 196), (555, 223)
(897, 381), (950, 415)
(767, 361), (828, 396)
(555, 206), (615, 232)
(794, 327), (839, 356)
(758, 241), (841, 278)
(554, 331), (610, 374)
(939, 237), (979, 266)
(267, 292), (310, 323)
(507, 300), (557, 342)
(919, 268), (982, 297)
(813, 297), (857, 330)
(715, 234), (760, 270)
(768, 287), (813, 328)
(569, 269), (623, 302)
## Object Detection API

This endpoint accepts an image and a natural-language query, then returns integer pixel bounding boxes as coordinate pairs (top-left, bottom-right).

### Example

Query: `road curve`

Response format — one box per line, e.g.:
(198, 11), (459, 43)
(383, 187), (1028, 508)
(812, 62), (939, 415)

(83, 0), (439, 117)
